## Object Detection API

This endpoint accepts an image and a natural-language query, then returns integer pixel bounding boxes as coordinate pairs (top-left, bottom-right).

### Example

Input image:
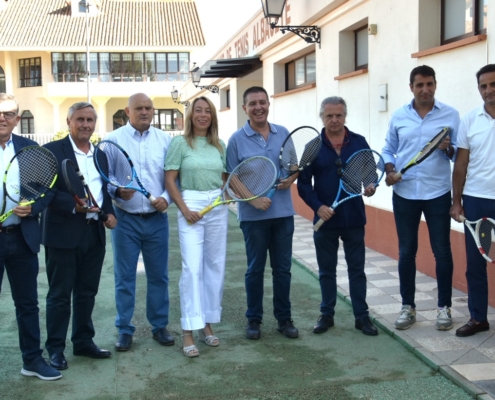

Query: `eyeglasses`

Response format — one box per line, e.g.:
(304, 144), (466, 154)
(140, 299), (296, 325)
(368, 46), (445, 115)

(335, 158), (342, 176)
(0, 111), (17, 121)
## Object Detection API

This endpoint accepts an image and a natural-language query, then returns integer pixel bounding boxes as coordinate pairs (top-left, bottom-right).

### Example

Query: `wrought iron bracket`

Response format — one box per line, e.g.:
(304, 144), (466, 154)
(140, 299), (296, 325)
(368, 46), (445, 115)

(196, 85), (219, 94)
(271, 23), (321, 48)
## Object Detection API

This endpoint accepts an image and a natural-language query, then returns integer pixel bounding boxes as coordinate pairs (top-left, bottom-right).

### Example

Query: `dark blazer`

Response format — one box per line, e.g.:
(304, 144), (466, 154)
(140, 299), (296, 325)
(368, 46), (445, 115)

(41, 136), (114, 249)
(11, 134), (54, 254)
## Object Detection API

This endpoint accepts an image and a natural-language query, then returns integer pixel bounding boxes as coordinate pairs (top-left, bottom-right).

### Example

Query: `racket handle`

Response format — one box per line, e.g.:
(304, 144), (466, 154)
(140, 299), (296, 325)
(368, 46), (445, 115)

(148, 194), (167, 213)
(258, 188), (276, 213)
(394, 171), (403, 180)
(99, 211), (108, 223)
(198, 204), (214, 217)
(313, 218), (325, 232)
(266, 187), (276, 199)
(459, 215), (466, 222)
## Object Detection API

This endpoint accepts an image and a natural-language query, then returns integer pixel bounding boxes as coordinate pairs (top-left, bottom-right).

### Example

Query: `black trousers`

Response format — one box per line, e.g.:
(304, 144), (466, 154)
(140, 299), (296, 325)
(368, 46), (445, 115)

(45, 223), (106, 354)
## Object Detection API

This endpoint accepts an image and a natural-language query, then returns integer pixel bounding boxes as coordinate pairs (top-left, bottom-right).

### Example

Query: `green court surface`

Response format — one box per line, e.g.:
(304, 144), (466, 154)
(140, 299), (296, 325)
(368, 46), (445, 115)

(0, 206), (471, 399)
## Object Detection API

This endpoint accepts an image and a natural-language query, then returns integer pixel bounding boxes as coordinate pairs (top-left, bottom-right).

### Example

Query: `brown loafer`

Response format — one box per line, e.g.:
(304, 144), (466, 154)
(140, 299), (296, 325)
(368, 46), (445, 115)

(455, 318), (489, 337)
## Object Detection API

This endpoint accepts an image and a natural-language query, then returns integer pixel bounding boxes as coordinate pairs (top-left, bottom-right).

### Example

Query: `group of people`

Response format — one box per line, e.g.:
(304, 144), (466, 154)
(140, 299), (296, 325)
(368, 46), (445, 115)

(1, 62), (494, 380)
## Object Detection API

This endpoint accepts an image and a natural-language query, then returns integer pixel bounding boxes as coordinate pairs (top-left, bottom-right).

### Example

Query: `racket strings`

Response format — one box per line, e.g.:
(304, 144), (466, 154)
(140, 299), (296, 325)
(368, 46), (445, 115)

(95, 142), (133, 186)
(416, 127), (450, 162)
(280, 128), (321, 172)
(477, 219), (495, 262)
(62, 161), (87, 199)
(12, 148), (57, 200)
(342, 151), (384, 195)
(227, 158), (276, 200)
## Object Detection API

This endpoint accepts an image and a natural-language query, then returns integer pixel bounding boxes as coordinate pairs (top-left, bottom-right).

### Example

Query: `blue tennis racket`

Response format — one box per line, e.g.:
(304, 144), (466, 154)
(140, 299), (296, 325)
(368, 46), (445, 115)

(313, 149), (385, 231)
(93, 140), (164, 211)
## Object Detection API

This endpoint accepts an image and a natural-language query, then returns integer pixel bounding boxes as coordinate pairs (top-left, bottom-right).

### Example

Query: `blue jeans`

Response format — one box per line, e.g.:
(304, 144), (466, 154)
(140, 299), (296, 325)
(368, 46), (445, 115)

(462, 195), (495, 322)
(393, 191), (453, 308)
(1, 230), (43, 364)
(112, 208), (170, 335)
(240, 216), (294, 322)
(314, 226), (369, 319)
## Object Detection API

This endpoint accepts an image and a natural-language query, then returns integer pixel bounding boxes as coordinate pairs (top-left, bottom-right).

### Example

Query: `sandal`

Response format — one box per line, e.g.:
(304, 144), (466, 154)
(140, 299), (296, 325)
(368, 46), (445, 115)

(199, 324), (220, 347)
(181, 332), (199, 358)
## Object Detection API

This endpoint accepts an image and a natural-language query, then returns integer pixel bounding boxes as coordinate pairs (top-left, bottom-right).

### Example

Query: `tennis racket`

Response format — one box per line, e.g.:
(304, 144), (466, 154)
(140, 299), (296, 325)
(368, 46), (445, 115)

(394, 127), (450, 179)
(61, 159), (108, 222)
(93, 140), (165, 212)
(313, 149), (385, 232)
(266, 126), (322, 199)
(0, 146), (57, 224)
(193, 156), (277, 221)
(460, 216), (495, 263)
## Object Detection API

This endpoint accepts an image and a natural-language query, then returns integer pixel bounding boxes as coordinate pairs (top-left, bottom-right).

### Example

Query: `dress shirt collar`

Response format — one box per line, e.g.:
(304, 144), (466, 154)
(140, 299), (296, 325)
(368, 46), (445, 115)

(242, 120), (278, 137)
(407, 98), (442, 113)
(124, 121), (150, 138)
(68, 133), (94, 156)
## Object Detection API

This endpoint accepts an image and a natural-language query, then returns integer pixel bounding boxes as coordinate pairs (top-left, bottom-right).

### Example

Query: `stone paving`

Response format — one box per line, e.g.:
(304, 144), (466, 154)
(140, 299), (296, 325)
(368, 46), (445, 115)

(292, 214), (495, 399)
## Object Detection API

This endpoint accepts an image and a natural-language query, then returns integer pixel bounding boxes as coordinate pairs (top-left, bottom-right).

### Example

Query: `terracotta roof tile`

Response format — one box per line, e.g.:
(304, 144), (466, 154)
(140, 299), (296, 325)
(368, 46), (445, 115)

(0, 0), (205, 50)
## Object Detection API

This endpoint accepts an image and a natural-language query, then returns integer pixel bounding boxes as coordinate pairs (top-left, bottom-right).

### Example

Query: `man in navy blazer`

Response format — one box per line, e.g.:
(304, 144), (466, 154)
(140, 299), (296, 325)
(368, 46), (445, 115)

(0, 93), (61, 381)
(42, 102), (117, 371)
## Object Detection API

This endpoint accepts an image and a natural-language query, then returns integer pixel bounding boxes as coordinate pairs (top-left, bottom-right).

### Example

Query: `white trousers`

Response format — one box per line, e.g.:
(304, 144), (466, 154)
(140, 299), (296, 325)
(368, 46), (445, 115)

(177, 189), (229, 331)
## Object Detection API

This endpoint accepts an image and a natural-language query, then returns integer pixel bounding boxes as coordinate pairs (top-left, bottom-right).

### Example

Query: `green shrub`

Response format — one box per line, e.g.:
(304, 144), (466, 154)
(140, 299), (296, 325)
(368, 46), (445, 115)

(51, 129), (102, 145)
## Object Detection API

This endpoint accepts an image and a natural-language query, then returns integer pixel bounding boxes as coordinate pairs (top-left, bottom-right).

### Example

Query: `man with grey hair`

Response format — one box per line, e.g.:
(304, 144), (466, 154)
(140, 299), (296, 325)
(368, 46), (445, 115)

(0, 93), (60, 380)
(298, 96), (378, 336)
(42, 102), (117, 371)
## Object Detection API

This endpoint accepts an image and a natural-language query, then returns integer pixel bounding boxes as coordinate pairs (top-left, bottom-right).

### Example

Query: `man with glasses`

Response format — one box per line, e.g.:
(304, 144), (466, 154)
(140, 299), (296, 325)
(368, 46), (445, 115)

(298, 96), (378, 336)
(0, 93), (61, 380)
(383, 65), (459, 331)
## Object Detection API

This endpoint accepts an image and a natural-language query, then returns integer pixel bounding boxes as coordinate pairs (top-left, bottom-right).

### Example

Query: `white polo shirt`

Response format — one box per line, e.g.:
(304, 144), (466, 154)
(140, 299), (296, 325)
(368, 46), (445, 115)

(457, 105), (495, 199)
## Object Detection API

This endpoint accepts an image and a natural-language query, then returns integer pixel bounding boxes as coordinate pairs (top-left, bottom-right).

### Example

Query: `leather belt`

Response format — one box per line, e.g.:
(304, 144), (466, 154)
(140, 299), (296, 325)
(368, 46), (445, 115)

(124, 210), (158, 219)
(0, 224), (21, 233)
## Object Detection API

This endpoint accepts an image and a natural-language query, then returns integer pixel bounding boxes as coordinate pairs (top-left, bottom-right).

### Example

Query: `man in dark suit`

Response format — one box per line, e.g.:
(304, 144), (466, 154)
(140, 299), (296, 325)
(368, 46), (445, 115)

(42, 102), (117, 371)
(0, 93), (61, 380)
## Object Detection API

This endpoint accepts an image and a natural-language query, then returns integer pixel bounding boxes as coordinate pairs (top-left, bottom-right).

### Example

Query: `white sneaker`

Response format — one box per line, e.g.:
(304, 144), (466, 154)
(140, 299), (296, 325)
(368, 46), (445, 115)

(395, 305), (416, 330)
(436, 306), (453, 330)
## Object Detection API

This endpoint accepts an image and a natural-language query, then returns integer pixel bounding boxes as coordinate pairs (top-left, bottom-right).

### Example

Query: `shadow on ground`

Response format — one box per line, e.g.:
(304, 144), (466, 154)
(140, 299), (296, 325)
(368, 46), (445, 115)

(0, 206), (471, 399)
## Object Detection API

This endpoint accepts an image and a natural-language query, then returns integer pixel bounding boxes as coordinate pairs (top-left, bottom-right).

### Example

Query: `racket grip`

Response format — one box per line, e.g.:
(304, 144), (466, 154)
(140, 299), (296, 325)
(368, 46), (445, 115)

(266, 187), (276, 199)
(198, 204), (214, 217)
(99, 211), (108, 223)
(394, 171), (403, 180)
(459, 215), (466, 222)
(258, 187), (276, 213)
(148, 194), (167, 213)
(313, 218), (325, 232)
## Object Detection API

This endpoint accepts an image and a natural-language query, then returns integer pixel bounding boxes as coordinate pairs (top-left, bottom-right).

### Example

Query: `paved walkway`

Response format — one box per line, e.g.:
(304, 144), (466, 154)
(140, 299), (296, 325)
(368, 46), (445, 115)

(292, 213), (495, 399)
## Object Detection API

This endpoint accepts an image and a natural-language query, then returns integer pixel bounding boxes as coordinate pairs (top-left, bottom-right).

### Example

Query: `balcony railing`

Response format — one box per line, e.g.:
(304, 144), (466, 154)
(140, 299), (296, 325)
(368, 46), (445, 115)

(52, 73), (190, 83)
(21, 131), (183, 146)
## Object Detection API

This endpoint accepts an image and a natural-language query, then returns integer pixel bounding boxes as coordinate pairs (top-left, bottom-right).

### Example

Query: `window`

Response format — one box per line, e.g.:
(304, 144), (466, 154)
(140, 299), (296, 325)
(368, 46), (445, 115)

(226, 89), (230, 108)
(19, 58), (41, 87)
(442, 0), (487, 44)
(0, 66), (5, 93)
(153, 109), (183, 131)
(285, 52), (316, 91)
(355, 26), (368, 70)
(113, 110), (128, 130)
(52, 52), (190, 83)
(20, 110), (34, 134)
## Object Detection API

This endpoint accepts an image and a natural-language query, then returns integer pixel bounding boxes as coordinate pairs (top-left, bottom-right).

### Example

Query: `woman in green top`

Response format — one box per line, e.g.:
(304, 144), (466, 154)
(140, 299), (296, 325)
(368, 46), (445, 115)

(165, 97), (228, 358)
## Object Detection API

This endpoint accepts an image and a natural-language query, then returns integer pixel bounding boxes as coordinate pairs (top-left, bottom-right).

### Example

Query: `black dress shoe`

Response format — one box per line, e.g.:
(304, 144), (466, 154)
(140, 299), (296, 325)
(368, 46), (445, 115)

(313, 314), (334, 333)
(277, 320), (299, 338)
(456, 318), (490, 337)
(246, 320), (261, 340)
(153, 327), (175, 346)
(355, 316), (378, 336)
(115, 333), (133, 352)
(73, 343), (112, 358)
(49, 352), (68, 370)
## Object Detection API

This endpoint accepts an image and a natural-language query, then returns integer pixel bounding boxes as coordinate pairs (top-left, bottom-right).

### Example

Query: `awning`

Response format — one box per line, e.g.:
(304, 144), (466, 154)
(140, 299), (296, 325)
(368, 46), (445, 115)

(192, 57), (262, 82)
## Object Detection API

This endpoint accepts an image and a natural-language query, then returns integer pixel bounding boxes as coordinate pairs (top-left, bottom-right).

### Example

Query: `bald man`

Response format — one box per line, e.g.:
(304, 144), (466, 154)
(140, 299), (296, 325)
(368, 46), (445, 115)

(105, 93), (174, 352)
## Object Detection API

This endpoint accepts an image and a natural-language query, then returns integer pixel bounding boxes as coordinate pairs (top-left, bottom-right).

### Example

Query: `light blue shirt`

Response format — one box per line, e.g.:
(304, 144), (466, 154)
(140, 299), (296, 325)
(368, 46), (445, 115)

(0, 136), (20, 226)
(382, 99), (460, 200)
(105, 122), (172, 213)
(226, 120), (294, 221)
